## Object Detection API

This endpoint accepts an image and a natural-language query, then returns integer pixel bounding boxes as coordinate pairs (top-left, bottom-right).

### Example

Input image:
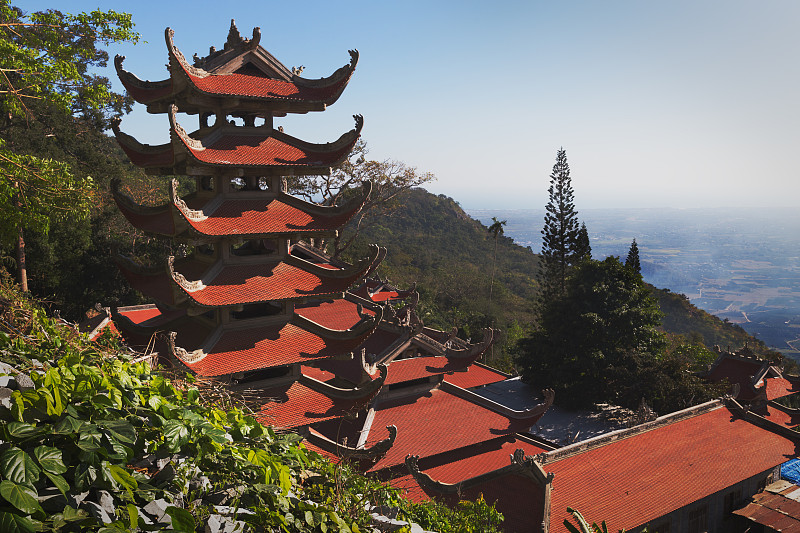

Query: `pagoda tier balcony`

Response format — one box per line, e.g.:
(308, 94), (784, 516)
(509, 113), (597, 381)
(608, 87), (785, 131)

(115, 22), (358, 116)
(112, 304), (384, 379)
(111, 108), (362, 176)
(111, 178), (370, 240)
(114, 245), (386, 309)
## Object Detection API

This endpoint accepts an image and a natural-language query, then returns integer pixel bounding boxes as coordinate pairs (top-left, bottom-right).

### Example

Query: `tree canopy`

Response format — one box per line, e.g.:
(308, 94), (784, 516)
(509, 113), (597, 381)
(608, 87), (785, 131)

(539, 148), (581, 300)
(289, 139), (435, 258)
(0, 1), (139, 290)
(517, 256), (666, 408)
(625, 238), (641, 274)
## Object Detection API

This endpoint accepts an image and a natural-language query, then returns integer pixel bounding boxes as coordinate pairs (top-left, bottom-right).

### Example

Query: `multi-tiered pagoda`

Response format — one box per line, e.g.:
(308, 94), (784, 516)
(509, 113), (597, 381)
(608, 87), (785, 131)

(110, 22), (386, 399)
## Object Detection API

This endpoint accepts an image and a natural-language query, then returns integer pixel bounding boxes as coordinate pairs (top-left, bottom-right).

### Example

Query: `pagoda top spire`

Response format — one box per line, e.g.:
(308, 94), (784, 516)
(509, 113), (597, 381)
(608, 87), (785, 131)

(115, 21), (359, 116)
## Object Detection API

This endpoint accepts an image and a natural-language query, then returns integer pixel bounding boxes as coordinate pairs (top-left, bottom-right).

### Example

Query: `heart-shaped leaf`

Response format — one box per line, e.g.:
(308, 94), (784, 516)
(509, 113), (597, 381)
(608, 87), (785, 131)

(0, 480), (42, 515)
(52, 415), (82, 435)
(0, 509), (40, 533)
(165, 506), (195, 533)
(0, 449), (40, 487)
(5, 423), (44, 440)
(99, 419), (136, 444)
(163, 420), (189, 452)
(33, 446), (66, 474)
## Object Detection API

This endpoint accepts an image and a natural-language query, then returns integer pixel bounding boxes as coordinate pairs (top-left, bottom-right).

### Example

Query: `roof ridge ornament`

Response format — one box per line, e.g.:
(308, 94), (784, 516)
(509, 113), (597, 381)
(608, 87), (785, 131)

(170, 179), (207, 222)
(168, 104), (204, 151)
(306, 425), (397, 461)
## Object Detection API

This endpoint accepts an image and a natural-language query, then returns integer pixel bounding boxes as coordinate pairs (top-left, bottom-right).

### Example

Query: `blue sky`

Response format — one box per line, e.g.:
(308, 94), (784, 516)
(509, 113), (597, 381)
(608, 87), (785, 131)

(18, 1), (800, 209)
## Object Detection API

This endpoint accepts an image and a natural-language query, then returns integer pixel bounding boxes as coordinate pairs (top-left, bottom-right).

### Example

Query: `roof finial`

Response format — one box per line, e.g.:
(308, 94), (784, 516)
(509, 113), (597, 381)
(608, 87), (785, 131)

(226, 19), (242, 49)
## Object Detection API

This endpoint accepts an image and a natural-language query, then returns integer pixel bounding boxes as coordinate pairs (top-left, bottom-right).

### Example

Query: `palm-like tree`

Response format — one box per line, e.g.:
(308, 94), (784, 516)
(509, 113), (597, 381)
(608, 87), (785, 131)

(487, 217), (507, 305)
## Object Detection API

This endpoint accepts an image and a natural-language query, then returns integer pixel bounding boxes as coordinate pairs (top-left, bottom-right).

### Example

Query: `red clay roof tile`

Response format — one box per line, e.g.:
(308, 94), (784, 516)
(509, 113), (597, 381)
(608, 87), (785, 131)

(366, 388), (535, 473)
(258, 380), (366, 429)
(176, 314), (377, 377)
(546, 405), (799, 533)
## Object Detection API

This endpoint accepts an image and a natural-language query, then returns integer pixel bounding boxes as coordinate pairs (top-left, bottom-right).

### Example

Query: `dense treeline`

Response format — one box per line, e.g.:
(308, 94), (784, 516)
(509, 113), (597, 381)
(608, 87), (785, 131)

(0, 99), (163, 319)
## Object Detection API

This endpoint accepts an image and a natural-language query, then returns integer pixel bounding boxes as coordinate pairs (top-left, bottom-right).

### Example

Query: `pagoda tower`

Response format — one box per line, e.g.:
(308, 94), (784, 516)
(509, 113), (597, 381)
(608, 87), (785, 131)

(110, 21), (387, 391)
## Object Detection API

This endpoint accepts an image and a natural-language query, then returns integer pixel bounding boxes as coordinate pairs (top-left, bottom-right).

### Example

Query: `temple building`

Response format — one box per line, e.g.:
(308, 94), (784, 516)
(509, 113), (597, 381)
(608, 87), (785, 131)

(97, 20), (800, 533)
(104, 20), (505, 453)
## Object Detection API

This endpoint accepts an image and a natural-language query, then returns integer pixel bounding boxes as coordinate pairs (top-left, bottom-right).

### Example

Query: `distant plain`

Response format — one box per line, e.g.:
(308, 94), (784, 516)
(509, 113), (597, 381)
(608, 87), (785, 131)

(468, 207), (800, 359)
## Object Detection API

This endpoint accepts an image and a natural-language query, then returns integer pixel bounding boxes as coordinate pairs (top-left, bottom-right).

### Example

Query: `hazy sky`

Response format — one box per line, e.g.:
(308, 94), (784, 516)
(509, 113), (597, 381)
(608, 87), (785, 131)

(18, 1), (800, 209)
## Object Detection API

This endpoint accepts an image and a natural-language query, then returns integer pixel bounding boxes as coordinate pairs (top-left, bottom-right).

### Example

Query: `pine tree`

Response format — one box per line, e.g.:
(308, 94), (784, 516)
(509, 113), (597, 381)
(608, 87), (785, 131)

(574, 222), (592, 262)
(626, 238), (641, 274)
(539, 148), (580, 299)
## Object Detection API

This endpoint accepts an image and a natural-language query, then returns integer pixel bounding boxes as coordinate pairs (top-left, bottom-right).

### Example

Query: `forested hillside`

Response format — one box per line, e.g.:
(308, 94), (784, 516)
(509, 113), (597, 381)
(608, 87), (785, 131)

(343, 188), (539, 368)
(344, 187), (781, 371)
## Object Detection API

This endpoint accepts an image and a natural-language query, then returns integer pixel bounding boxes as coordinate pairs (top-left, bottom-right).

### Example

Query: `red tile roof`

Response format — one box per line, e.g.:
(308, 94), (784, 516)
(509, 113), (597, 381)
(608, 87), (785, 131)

(115, 193), (363, 239)
(391, 436), (550, 500)
(764, 404), (800, 429)
(258, 380), (367, 429)
(734, 482), (800, 531)
(390, 436), (551, 533)
(366, 387), (536, 473)
(352, 279), (413, 303)
(182, 68), (349, 104)
(443, 363), (509, 389)
(384, 357), (506, 387)
(295, 299), (374, 331)
(766, 377), (800, 400)
(117, 37), (356, 111)
(179, 318), (376, 377)
(113, 115), (361, 173)
(546, 404), (799, 533)
(118, 257), (373, 308)
(183, 197), (360, 236)
(182, 133), (343, 168)
(118, 306), (164, 325)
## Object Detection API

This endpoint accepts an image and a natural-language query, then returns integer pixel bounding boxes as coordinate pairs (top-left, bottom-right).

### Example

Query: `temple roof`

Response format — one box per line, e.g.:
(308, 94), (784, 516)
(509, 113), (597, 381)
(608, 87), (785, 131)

(115, 246), (385, 309)
(112, 305), (382, 378)
(363, 383), (552, 473)
(543, 401), (800, 533)
(390, 435), (552, 502)
(111, 109), (362, 176)
(390, 436), (553, 533)
(353, 278), (416, 303)
(295, 297), (376, 331)
(258, 367), (386, 429)
(112, 178), (370, 239)
(384, 356), (506, 387)
(707, 351), (786, 401)
(115, 22), (358, 115)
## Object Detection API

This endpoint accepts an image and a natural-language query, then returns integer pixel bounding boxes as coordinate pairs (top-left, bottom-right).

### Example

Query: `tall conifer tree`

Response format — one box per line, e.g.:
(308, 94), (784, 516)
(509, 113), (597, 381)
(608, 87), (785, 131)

(574, 222), (592, 262)
(626, 238), (641, 274)
(539, 148), (580, 299)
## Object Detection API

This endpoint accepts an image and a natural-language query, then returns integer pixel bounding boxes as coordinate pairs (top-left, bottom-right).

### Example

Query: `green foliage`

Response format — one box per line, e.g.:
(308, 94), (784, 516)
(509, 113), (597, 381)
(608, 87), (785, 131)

(653, 287), (780, 358)
(517, 257), (667, 409)
(0, 1), (139, 292)
(540, 148), (581, 300)
(574, 222), (591, 262)
(0, 2), (138, 124)
(625, 239), (641, 274)
(398, 495), (503, 533)
(0, 282), (500, 532)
